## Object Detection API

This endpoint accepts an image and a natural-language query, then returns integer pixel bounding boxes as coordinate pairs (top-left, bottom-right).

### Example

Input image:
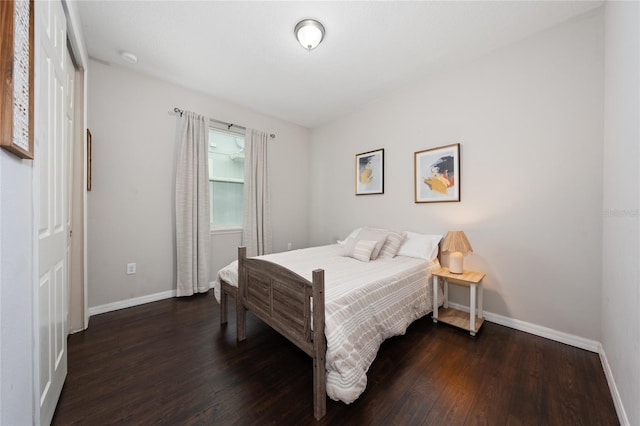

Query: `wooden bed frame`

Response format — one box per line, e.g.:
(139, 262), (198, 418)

(218, 244), (441, 420)
(220, 246), (327, 420)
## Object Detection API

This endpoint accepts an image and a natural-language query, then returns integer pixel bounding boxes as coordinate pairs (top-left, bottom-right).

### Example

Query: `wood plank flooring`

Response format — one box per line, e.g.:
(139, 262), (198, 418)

(52, 291), (619, 425)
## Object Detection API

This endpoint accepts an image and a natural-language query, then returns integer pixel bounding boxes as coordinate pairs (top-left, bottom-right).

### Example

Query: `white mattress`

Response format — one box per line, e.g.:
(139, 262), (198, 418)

(214, 244), (443, 404)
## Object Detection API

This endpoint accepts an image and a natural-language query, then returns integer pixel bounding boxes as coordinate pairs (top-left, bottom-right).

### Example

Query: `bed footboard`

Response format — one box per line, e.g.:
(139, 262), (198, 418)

(236, 246), (327, 420)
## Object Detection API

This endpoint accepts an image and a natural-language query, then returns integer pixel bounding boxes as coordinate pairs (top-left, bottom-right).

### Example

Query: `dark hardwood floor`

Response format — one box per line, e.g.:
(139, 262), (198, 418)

(52, 291), (619, 425)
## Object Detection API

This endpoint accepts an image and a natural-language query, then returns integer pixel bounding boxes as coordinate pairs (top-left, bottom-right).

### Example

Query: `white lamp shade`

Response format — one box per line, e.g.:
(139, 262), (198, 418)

(295, 19), (325, 50)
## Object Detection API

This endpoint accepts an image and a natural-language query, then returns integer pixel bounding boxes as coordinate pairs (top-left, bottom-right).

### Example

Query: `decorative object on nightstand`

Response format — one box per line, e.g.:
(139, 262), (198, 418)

(432, 267), (486, 336)
(441, 230), (473, 274)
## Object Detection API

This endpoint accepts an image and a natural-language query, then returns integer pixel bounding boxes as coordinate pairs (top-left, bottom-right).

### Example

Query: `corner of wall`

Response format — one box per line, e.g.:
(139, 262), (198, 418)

(598, 344), (630, 425)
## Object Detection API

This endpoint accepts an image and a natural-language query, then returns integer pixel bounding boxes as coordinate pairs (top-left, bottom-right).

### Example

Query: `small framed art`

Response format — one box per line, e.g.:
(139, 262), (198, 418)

(87, 129), (92, 191)
(355, 148), (384, 195)
(414, 143), (460, 203)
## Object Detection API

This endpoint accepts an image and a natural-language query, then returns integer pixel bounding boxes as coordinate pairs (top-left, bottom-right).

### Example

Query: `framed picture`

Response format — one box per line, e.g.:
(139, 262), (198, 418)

(355, 149), (384, 195)
(87, 129), (92, 191)
(414, 143), (460, 203)
(0, 0), (35, 159)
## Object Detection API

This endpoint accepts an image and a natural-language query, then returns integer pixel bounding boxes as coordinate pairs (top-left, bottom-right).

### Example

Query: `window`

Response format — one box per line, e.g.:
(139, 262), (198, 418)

(208, 127), (244, 230)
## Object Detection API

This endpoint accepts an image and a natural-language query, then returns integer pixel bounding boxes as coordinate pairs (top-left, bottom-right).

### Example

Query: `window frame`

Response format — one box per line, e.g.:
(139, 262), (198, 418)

(208, 122), (245, 234)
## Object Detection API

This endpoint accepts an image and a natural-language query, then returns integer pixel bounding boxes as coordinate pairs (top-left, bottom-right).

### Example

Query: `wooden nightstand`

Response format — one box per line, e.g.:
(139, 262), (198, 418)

(432, 267), (485, 336)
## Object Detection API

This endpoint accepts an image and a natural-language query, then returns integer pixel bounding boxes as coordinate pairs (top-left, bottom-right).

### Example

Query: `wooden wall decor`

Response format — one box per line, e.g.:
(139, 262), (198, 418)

(1, 0), (35, 159)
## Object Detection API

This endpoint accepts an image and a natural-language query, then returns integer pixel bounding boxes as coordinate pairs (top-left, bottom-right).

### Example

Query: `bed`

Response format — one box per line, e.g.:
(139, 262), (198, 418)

(214, 229), (443, 420)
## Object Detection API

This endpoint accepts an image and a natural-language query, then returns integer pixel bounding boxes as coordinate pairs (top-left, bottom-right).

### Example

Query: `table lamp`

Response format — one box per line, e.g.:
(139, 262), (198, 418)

(441, 230), (473, 274)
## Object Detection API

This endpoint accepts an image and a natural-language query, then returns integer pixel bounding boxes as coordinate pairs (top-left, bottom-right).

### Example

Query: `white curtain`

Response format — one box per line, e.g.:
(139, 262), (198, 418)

(242, 129), (272, 257)
(175, 111), (211, 296)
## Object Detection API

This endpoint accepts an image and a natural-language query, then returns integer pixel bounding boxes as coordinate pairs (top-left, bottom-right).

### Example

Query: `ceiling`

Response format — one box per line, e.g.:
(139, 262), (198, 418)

(77, 1), (602, 128)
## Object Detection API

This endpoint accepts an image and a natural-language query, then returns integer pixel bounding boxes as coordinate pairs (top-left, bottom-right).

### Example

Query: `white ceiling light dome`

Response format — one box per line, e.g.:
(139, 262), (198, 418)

(294, 19), (325, 51)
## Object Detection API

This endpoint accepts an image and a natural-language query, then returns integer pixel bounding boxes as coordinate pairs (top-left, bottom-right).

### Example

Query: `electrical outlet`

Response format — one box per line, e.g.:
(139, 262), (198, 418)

(287, 243), (293, 250)
(127, 263), (136, 275)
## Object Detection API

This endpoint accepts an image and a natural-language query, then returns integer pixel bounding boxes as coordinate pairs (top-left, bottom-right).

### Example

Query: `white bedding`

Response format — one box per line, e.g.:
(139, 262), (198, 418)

(214, 244), (443, 404)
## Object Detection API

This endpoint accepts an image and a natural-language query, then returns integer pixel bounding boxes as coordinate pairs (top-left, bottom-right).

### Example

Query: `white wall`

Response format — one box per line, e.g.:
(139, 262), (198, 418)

(602, 2), (640, 425)
(87, 61), (310, 308)
(0, 153), (34, 425)
(309, 10), (604, 340)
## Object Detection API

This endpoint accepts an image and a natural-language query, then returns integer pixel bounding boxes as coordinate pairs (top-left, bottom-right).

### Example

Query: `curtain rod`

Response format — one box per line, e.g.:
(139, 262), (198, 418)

(173, 107), (276, 139)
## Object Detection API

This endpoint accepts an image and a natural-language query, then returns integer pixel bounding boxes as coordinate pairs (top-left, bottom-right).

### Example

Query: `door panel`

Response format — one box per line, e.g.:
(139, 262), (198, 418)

(37, 0), (68, 424)
(38, 272), (51, 403)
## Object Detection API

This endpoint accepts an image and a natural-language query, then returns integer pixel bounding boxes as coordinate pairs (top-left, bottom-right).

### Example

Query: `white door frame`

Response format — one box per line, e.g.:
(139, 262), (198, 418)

(60, 0), (90, 331)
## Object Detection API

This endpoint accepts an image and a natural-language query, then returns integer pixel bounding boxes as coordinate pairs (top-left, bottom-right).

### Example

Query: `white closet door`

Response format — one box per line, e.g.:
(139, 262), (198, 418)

(36, 0), (69, 424)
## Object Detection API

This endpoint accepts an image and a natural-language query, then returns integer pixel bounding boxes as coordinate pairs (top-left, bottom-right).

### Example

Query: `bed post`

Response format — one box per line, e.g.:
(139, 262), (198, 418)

(312, 269), (326, 420)
(237, 246), (247, 342)
(220, 286), (227, 325)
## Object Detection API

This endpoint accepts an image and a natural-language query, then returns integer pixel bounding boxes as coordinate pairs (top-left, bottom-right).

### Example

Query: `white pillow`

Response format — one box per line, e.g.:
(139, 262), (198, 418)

(352, 240), (378, 262)
(340, 228), (389, 259)
(396, 232), (442, 260)
(355, 228), (389, 259)
(337, 228), (362, 245)
(378, 230), (407, 258)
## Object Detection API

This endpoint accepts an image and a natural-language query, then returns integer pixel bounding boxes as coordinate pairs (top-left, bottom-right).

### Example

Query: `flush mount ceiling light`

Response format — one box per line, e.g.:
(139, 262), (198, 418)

(294, 19), (325, 51)
(120, 50), (138, 64)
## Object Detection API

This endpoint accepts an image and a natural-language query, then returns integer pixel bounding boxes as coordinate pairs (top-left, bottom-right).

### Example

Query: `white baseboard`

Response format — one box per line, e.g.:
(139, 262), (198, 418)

(88, 289), (176, 317)
(447, 302), (600, 352)
(447, 302), (627, 424)
(88, 282), (217, 317)
(598, 345), (630, 426)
